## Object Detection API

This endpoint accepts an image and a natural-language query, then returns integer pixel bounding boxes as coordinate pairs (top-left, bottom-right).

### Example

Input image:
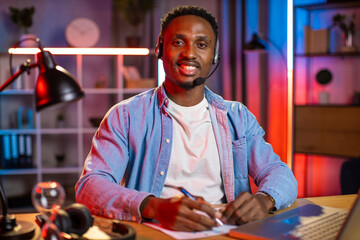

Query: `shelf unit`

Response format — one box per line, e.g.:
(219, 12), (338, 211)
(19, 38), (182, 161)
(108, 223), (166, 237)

(292, 2), (360, 197)
(0, 48), (153, 211)
(293, 1), (360, 150)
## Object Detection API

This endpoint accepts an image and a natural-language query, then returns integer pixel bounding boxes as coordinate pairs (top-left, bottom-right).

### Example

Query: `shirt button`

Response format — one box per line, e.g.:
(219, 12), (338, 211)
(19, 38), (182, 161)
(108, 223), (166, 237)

(160, 171), (164, 176)
(166, 139), (170, 143)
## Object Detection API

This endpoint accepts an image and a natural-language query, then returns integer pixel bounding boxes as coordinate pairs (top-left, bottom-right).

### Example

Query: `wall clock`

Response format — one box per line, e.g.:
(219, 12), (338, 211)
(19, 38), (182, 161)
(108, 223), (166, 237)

(65, 17), (100, 47)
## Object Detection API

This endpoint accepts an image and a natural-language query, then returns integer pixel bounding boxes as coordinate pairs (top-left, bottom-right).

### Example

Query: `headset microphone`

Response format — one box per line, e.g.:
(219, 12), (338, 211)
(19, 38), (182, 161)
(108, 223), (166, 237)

(193, 56), (221, 87)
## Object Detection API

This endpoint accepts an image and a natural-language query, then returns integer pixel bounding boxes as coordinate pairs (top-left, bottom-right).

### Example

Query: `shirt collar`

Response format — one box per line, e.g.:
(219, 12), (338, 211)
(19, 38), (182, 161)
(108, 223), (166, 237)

(156, 83), (227, 111)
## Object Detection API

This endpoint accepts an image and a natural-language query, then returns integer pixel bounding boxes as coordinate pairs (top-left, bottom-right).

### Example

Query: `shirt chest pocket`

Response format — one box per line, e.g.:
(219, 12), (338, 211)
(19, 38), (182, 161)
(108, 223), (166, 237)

(232, 136), (248, 179)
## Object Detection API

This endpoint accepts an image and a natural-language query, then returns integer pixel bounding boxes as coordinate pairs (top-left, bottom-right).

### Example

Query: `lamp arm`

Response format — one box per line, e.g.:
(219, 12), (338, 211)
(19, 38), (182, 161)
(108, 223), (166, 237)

(262, 36), (287, 67)
(0, 61), (38, 92)
(0, 184), (8, 217)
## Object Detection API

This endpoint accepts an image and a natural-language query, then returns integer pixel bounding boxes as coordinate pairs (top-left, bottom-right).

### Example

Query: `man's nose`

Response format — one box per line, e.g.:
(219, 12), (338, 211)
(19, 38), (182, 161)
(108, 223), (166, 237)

(181, 44), (196, 59)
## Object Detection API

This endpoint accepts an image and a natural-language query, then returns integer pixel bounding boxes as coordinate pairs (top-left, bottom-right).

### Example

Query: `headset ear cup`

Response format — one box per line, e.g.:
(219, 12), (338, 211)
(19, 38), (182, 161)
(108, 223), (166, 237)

(65, 203), (94, 236)
(52, 209), (71, 234)
(155, 42), (163, 59)
(155, 35), (163, 59)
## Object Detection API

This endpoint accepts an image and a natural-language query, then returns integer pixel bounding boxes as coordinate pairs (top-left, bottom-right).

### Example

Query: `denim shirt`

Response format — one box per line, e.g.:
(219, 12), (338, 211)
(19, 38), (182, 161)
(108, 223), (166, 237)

(75, 85), (298, 222)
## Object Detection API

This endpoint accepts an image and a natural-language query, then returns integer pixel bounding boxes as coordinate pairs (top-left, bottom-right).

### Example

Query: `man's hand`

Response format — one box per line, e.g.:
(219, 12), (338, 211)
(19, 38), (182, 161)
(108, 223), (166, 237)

(140, 196), (220, 231)
(221, 191), (273, 225)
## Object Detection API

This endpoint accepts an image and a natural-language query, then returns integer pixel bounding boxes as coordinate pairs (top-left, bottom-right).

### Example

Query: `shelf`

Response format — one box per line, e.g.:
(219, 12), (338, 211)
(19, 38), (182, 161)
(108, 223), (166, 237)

(40, 128), (79, 134)
(294, 105), (360, 158)
(0, 168), (38, 175)
(0, 47), (154, 201)
(41, 167), (80, 174)
(295, 2), (360, 10)
(82, 128), (98, 133)
(0, 129), (37, 135)
(295, 52), (360, 57)
(0, 89), (34, 95)
(295, 104), (360, 107)
(84, 88), (153, 94)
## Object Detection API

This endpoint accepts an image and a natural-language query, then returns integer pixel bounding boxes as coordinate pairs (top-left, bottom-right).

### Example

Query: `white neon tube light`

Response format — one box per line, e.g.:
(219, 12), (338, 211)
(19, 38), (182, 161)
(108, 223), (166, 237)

(8, 47), (150, 55)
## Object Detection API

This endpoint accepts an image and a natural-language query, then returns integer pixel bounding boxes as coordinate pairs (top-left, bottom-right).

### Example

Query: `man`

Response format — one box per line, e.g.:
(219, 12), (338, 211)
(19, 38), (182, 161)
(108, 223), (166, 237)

(76, 5), (297, 232)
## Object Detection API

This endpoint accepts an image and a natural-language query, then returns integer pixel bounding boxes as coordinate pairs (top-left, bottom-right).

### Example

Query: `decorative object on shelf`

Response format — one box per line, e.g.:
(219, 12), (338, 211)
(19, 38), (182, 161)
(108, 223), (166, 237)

(316, 69), (333, 104)
(316, 69), (333, 85)
(304, 26), (329, 54)
(0, 38), (85, 111)
(89, 117), (102, 128)
(65, 17), (100, 47)
(31, 181), (65, 239)
(94, 74), (108, 88)
(9, 6), (37, 47)
(16, 107), (34, 130)
(353, 91), (360, 105)
(56, 114), (65, 128)
(123, 66), (156, 88)
(114, 0), (155, 47)
(332, 13), (357, 52)
(55, 154), (65, 167)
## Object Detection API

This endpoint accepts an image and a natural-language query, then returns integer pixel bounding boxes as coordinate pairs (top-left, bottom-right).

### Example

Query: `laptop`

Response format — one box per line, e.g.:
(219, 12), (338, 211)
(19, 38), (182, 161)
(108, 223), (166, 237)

(229, 195), (360, 240)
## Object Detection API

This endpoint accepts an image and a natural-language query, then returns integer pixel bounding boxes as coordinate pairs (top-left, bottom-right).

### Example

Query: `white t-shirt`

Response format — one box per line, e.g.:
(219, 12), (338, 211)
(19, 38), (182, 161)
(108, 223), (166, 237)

(160, 97), (225, 204)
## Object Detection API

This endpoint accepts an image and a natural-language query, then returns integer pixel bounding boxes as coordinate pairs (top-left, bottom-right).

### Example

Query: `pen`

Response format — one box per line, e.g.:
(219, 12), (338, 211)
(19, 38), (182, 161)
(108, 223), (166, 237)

(164, 184), (224, 226)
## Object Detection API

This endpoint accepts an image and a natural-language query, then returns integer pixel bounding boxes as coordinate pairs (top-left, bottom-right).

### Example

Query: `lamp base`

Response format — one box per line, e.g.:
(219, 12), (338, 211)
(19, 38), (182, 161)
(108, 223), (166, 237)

(0, 220), (35, 240)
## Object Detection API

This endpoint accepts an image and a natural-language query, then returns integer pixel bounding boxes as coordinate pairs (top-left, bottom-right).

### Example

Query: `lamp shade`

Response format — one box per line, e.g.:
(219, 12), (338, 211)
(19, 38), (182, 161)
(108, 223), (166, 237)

(244, 33), (266, 51)
(35, 51), (84, 111)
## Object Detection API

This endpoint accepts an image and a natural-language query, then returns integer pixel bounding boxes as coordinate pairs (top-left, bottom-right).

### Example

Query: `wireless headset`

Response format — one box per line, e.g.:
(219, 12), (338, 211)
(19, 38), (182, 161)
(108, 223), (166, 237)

(155, 34), (220, 65)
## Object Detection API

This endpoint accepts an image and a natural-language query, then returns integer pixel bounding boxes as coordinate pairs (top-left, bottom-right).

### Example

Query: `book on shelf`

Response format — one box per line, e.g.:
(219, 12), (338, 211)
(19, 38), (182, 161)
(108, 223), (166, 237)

(0, 133), (33, 169)
(0, 135), (11, 169)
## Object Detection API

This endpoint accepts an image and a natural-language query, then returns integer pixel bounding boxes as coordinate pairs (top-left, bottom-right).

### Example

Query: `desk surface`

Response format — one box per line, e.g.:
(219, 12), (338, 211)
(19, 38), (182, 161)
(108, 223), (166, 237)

(15, 194), (357, 240)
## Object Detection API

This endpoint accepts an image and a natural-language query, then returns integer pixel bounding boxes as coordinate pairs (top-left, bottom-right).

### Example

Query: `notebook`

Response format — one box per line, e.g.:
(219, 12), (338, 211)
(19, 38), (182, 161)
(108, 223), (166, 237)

(229, 195), (360, 240)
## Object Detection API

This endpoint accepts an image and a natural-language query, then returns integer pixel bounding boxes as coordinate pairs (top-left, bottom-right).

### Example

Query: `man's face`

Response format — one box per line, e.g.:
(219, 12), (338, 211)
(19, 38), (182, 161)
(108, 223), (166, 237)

(161, 15), (216, 90)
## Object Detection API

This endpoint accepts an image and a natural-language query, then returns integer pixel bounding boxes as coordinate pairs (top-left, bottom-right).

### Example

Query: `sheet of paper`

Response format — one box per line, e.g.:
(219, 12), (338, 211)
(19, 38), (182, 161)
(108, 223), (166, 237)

(144, 222), (237, 239)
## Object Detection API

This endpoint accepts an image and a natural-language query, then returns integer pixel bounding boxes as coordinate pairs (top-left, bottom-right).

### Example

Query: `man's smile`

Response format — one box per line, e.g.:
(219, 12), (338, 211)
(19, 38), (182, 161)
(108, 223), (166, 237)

(177, 61), (200, 76)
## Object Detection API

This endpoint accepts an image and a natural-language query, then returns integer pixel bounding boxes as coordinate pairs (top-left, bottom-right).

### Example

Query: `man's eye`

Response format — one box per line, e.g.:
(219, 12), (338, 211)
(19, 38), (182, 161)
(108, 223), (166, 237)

(173, 40), (184, 46)
(198, 42), (208, 48)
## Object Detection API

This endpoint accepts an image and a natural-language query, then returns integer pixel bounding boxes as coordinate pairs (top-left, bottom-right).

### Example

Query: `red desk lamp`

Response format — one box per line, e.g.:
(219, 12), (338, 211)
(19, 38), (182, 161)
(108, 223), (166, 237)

(0, 38), (84, 239)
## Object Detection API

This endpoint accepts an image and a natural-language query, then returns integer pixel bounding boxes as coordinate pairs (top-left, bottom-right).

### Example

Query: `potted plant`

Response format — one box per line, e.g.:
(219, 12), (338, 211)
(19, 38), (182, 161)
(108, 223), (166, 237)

(9, 6), (36, 47)
(332, 13), (357, 52)
(113, 0), (155, 47)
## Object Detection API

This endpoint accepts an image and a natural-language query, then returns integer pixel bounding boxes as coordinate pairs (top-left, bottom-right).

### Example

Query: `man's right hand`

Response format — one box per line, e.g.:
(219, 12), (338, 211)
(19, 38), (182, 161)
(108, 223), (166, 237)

(140, 196), (220, 231)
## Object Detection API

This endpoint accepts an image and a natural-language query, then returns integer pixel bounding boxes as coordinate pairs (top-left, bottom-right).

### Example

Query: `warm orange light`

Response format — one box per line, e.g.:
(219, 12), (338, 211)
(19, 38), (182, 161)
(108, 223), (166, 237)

(8, 47), (150, 55)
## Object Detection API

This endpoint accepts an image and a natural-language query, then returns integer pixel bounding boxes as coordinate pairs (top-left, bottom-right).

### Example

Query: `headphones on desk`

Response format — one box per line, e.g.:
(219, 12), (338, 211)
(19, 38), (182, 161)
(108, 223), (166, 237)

(36, 203), (136, 239)
(155, 34), (220, 65)
(36, 203), (94, 237)
(52, 203), (94, 236)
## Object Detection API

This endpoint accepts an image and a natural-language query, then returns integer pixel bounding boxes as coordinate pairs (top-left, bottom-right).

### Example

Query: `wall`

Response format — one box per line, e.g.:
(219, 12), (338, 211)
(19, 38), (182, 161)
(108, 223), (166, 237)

(0, 0), (113, 49)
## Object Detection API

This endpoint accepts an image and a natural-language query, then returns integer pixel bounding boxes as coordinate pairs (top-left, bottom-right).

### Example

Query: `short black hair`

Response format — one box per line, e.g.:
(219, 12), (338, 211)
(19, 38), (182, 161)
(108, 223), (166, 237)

(159, 5), (218, 40)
